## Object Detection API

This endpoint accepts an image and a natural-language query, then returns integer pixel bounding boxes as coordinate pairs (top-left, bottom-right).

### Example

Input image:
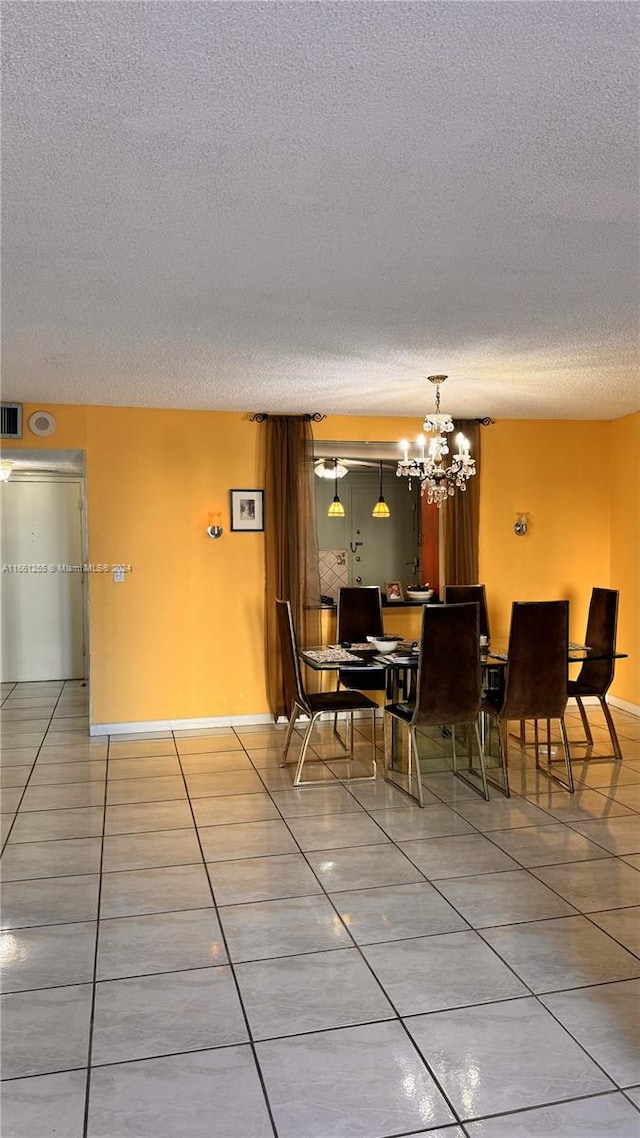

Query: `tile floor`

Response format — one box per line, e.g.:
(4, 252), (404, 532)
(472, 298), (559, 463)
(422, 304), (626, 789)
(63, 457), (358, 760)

(1, 680), (640, 1137)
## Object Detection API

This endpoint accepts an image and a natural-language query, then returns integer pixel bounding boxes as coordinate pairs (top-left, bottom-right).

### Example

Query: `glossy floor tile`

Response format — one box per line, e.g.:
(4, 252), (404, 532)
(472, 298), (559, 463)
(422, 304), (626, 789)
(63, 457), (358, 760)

(86, 1047), (274, 1138)
(463, 1092), (640, 1136)
(540, 980), (640, 1086)
(406, 997), (613, 1120)
(1, 681), (639, 1136)
(362, 929), (528, 1014)
(479, 914), (640, 992)
(235, 947), (395, 1039)
(256, 1020), (456, 1137)
(91, 965), (248, 1065)
(206, 851), (323, 905)
(1, 1070), (87, 1138)
(330, 880), (469, 944)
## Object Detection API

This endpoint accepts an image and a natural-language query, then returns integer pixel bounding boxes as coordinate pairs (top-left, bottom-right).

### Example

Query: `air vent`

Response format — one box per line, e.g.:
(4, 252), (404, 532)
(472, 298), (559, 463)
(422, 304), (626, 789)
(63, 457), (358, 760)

(1, 403), (23, 439)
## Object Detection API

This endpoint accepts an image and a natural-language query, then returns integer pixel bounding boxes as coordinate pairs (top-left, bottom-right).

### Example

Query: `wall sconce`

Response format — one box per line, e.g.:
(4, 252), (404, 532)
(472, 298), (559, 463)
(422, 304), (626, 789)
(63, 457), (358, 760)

(206, 512), (224, 539)
(514, 512), (528, 536)
(0, 460), (15, 483)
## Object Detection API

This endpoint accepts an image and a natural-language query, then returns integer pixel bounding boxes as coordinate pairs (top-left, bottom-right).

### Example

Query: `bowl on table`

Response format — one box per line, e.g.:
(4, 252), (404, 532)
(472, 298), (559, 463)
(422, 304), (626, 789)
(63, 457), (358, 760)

(406, 586), (434, 602)
(369, 637), (401, 654)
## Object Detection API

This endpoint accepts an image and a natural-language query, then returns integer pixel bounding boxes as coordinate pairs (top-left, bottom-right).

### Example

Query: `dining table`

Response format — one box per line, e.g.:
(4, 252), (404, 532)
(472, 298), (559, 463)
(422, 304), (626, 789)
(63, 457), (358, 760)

(300, 640), (625, 689)
(299, 639), (628, 774)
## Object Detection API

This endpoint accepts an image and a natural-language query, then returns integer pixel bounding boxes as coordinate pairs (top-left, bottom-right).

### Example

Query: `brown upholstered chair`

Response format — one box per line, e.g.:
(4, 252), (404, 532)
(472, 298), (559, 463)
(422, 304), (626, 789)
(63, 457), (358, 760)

(383, 602), (489, 806)
(276, 599), (378, 787)
(568, 587), (622, 761)
(482, 600), (573, 794)
(336, 586), (387, 694)
(444, 584), (490, 642)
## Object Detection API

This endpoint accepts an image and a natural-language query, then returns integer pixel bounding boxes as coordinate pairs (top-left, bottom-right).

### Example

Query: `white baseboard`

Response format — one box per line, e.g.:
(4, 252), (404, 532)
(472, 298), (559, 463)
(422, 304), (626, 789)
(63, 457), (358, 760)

(90, 707), (383, 737)
(90, 713), (276, 737)
(90, 700), (638, 737)
(568, 695), (640, 717)
(608, 695), (640, 718)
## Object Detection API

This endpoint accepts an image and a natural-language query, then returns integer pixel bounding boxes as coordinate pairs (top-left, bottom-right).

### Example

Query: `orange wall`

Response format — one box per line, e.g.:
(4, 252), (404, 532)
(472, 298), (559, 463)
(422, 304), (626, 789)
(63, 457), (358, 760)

(479, 420), (610, 639)
(3, 404), (638, 723)
(479, 417), (639, 705)
(4, 405), (266, 724)
(609, 413), (640, 705)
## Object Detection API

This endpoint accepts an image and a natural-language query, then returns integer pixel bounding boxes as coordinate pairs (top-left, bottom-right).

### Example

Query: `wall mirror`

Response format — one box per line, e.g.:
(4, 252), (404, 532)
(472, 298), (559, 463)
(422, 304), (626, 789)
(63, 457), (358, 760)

(313, 441), (441, 603)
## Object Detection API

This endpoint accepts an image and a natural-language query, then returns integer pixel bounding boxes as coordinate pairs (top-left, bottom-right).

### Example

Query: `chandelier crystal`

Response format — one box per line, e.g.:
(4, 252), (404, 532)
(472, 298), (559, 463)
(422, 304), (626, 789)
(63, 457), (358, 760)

(396, 375), (476, 507)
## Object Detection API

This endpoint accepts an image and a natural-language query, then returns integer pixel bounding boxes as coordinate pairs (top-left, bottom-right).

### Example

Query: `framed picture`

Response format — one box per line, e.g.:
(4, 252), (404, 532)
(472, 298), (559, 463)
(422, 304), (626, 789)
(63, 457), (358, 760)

(385, 581), (404, 602)
(230, 489), (264, 532)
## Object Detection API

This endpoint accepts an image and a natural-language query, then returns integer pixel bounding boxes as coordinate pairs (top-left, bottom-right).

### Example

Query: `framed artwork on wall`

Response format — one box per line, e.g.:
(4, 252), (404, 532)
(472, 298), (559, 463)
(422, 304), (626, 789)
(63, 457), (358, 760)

(230, 489), (264, 532)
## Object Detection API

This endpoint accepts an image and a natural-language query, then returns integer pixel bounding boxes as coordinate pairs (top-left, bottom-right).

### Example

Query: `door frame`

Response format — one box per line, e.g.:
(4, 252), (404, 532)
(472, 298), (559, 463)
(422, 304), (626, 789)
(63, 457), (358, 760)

(1, 451), (89, 682)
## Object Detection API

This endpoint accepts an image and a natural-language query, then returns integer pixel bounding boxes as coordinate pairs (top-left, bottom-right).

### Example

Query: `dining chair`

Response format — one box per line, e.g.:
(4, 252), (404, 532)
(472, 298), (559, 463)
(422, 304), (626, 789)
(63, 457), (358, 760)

(275, 599), (378, 786)
(443, 584), (491, 642)
(383, 602), (489, 806)
(568, 587), (622, 761)
(336, 585), (387, 692)
(482, 600), (573, 794)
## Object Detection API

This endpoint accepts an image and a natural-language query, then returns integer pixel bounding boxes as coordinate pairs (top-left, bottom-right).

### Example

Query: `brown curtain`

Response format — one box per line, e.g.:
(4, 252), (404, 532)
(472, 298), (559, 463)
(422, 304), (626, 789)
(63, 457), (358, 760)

(264, 416), (321, 719)
(443, 420), (481, 585)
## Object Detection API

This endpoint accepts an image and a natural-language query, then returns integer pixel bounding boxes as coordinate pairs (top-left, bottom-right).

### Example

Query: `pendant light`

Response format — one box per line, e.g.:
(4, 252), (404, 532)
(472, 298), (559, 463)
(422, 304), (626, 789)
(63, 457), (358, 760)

(371, 460), (391, 518)
(327, 458), (346, 517)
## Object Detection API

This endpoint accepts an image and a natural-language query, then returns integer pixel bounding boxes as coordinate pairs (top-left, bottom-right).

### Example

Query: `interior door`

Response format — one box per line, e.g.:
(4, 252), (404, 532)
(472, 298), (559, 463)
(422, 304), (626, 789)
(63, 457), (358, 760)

(1, 477), (85, 681)
(347, 475), (419, 588)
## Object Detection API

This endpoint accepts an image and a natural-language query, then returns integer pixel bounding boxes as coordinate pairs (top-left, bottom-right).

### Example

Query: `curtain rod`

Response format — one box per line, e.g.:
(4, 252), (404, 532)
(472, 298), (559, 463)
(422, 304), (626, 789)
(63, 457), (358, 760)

(247, 413), (326, 422)
(247, 413), (491, 424)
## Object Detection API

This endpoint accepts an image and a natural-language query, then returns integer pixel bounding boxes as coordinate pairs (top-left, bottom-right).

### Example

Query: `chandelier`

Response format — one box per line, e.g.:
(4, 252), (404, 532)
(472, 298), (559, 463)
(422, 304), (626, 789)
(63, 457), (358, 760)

(396, 374), (476, 507)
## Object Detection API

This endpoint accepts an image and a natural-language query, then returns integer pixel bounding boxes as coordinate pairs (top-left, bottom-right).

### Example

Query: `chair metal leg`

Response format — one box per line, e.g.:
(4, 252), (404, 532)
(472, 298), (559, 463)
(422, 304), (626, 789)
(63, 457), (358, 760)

(382, 712), (390, 780)
(293, 710), (377, 787)
(408, 726), (424, 806)
(381, 713), (423, 806)
(474, 722), (489, 800)
(559, 718), (575, 792)
(293, 713), (320, 785)
(569, 695), (623, 762)
(332, 679), (350, 751)
(452, 721), (490, 800)
(533, 715), (574, 793)
(574, 696), (594, 745)
(369, 709), (377, 780)
(280, 705), (301, 767)
(599, 696), (623, 761)
(493, 720), (510, 797)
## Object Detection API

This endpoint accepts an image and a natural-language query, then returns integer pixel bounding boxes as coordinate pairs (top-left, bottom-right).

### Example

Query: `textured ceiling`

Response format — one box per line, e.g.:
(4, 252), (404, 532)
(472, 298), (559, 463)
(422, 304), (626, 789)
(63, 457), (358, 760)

(2, 2), (638, 420)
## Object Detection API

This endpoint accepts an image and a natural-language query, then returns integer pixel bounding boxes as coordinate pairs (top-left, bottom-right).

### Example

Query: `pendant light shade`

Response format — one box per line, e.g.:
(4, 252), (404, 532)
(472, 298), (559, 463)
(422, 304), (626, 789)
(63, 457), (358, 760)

(372, 461), (391, 518)
(327, 458), (346, 517)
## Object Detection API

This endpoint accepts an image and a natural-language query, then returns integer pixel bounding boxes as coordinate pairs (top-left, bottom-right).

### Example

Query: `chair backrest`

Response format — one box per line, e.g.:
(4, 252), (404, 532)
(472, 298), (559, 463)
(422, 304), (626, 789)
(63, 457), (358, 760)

(275, 599), (310, 716)
(337, 586), (383, 643)
(574, 587), (619, 695)
(501, 600), (568, 721)
(411, 602), (482, 727)
(443, 584), (490, 640)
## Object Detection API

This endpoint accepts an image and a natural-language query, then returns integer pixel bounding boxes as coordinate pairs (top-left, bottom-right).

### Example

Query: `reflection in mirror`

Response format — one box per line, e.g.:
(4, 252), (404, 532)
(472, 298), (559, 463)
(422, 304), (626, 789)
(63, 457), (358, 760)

(314, 443), (440, 604)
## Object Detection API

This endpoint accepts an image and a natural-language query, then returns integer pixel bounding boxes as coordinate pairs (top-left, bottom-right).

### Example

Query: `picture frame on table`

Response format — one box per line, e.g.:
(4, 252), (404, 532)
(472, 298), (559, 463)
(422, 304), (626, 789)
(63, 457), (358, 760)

(385, 581), (404, 602)
(230, 489), (264, 532)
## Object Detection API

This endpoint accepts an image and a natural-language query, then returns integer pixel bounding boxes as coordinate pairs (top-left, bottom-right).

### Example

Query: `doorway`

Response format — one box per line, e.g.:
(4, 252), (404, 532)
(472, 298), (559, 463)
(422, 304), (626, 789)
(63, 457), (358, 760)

(1, 469), (87, 682)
